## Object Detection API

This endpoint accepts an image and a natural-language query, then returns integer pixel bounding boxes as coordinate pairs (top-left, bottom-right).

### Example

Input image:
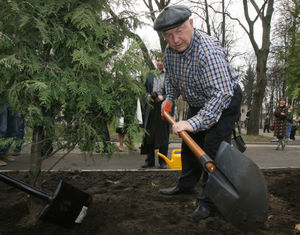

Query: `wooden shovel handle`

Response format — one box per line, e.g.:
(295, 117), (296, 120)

(164, 112), (216, 172)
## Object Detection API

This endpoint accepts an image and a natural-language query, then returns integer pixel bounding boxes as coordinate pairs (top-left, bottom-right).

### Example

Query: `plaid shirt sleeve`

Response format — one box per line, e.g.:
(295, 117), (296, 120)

(186, 47), (235, 132)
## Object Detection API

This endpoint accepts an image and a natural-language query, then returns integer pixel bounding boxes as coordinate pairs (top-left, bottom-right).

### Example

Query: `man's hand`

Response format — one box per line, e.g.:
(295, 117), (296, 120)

(155, 95), (164, 103)
(146, 94), (153, 102)
(172, 121), (193, 135)
(161, 99), (172, 120)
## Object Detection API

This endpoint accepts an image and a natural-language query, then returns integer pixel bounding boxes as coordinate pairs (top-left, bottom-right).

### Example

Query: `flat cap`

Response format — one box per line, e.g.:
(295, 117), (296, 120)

(154, 5), (192, 32)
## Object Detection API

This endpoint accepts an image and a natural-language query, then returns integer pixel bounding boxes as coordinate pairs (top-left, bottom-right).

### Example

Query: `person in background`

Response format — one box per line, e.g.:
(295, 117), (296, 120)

(290, 116), (297, 141)
(245, 108), (251, 131)
(116, 116), (137, 152)
(264, 115), (270, 133)
(141, 57), (171, 169)
(285, 105), (294, 141)
(274, 97), (288, 150)
(290, 124), (297, 141)
(0, 104), (16, 166)
(154, 5), (242, 221)
(10, 113), (25, 156)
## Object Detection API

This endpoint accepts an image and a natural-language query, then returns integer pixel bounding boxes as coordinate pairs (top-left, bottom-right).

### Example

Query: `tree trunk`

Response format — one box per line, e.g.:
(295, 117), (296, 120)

(204, 0), (211, 36)
(18, 126), (45, 227)
(158, 31), (167, 52)
(243, 0), (274, 135)
(221, 0), (225, 46)
(143, 0), (170, 52)
(29, 126), (44, 187)
(248, 52), (268, 135)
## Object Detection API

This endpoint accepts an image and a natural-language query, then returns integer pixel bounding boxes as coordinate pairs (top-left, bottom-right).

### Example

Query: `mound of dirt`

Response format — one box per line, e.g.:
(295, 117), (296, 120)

(0, 169), (300, 234)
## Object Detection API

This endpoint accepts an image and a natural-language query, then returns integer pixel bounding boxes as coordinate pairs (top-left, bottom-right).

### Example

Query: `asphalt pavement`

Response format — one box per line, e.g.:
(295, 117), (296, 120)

(1, 129), (299, 172)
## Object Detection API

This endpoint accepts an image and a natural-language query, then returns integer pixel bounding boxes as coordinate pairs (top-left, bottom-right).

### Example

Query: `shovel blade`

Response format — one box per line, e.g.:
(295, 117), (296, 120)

(204, 141), (268, 232)
(38, 181), (92, 227)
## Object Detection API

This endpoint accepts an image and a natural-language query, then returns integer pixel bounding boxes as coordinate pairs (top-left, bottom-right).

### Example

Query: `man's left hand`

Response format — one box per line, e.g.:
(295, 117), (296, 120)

(172, 121), (193, 135)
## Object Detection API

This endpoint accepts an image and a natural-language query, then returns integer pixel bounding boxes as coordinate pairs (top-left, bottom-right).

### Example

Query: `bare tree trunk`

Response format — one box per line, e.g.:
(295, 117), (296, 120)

(221, 0), (225, 46)
(143, 0), (170, 52)
(248, 51), (268, 134)
(243, 0), (274, 135)
(269, 81), (275, 120)
(204, 0), (211, 35)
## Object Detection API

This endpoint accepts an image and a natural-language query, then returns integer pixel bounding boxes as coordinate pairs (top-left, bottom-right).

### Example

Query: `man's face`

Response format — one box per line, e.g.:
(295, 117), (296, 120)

(156, 58), (164, 71)
(162, 19), (194, 52)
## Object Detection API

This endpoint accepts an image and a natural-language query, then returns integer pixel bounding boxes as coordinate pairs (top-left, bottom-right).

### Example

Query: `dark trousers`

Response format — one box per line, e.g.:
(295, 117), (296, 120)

(177, 86), (242, 198)
(264, 125), (270, 133)
(290, 126), (296, 140)
(145, 144), (168, 166)
(0, 104), (24, 155)
(0, 104), (10, 155)
(11, 114), (24, 152)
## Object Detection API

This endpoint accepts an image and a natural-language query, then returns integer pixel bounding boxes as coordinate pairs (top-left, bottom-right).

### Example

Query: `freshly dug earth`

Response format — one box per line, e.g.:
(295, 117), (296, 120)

(0, 169), (300, 234)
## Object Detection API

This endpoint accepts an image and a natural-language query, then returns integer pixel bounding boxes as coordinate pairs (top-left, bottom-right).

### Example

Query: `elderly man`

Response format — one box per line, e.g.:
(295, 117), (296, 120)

(154, 5), (242, 221)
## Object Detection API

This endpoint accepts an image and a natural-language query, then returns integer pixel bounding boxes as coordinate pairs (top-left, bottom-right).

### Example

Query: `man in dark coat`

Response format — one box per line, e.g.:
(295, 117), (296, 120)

(264, 115), (270, 133)
(141, 57), (171, 169)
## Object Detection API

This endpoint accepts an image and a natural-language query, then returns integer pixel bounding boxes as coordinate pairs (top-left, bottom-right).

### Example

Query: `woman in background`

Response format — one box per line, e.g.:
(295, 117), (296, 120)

(274, 97), (288, 150)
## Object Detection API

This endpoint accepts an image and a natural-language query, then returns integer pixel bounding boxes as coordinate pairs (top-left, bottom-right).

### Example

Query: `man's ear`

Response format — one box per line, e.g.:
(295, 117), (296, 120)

(189, 18), (193, 28)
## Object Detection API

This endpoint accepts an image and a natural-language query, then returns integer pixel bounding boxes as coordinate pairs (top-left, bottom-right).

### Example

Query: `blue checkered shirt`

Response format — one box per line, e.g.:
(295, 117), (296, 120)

(164, 29), (239, 132)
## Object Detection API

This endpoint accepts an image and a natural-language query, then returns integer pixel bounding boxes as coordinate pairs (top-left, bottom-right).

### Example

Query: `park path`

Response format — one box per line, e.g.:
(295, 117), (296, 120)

(0, 129), (299, 172)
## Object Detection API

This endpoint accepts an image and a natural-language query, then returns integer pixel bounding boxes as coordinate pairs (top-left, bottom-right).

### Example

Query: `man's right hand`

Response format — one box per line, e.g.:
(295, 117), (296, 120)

(161, 99), (172, 120)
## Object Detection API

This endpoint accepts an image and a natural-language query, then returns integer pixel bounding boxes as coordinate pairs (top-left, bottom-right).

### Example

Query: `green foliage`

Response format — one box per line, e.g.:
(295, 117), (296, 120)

(0, 0), (146, 158)
(275, 0), (300, 105)
(284, 32), (300, 99)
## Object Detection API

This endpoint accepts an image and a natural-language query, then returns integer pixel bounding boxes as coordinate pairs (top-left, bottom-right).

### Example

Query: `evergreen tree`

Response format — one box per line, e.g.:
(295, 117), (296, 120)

(0, 0), (145, 185)
(241, 63), (256, 109)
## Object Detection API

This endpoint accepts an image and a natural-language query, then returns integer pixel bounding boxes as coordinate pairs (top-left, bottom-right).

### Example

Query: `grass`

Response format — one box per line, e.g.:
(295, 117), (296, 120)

(240, 134), (273, 142)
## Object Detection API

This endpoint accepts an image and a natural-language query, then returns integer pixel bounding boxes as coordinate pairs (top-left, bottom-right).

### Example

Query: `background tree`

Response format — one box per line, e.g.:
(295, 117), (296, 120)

(143, 0), (170, 52)
(266, 64), (285, 120)
(200, 0), (274, 134)
(241, 63), (256, 109)
(236, 0), (275, 135)
(106, 2), (156, 70)
(273, 0), (300, 107)
(242, 0), (275, 135)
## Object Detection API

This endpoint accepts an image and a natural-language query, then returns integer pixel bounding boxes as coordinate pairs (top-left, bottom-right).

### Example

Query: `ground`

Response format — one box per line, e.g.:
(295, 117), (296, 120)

(0, 169), (300, 234)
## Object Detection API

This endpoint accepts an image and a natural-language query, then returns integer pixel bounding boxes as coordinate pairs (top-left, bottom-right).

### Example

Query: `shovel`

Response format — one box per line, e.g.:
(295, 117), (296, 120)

(163, 112), (268, 232)
(0, 173), (92, 227)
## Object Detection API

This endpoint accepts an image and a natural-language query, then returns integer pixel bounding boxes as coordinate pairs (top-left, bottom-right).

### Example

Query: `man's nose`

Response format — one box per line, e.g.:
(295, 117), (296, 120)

(173, 34), (180, 43)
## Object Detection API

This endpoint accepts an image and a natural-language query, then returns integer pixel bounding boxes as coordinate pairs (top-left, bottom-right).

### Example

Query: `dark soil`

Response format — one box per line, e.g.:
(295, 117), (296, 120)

(0, 169), (300, 234)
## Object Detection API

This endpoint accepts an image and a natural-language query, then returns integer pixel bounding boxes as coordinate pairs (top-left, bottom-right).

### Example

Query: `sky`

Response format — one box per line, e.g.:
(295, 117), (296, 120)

(129, 0), (273, 68)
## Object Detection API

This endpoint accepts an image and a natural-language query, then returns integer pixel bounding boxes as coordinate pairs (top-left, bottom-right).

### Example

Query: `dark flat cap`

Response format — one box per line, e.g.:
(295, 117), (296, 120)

(154, 5), (192, 32)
